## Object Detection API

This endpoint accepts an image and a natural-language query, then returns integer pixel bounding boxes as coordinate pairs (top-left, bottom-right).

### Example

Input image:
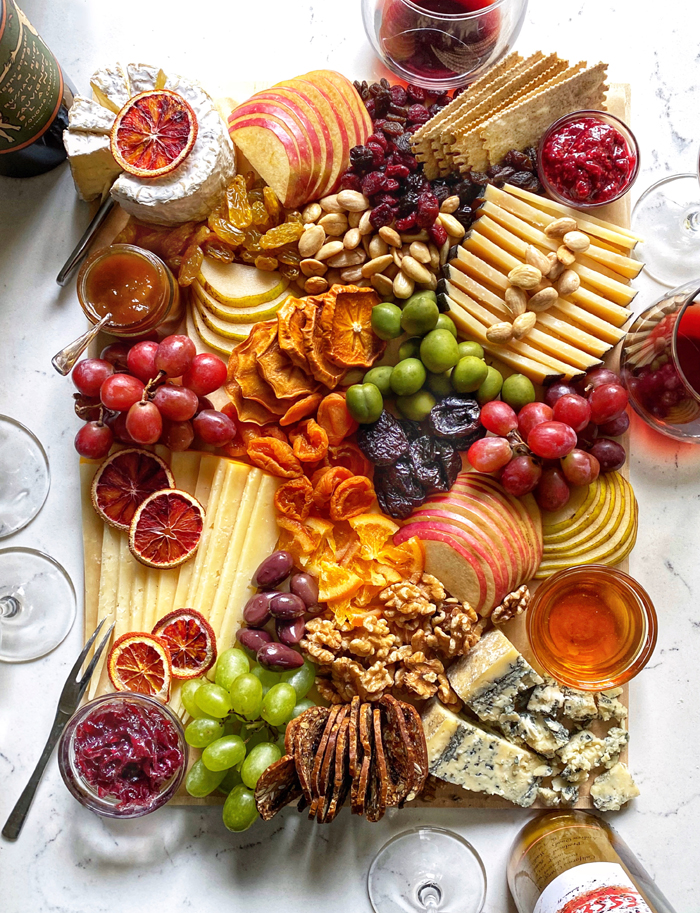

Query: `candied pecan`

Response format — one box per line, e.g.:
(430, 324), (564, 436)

(491, 585), (531, 624)
(301, 617), (344, 664)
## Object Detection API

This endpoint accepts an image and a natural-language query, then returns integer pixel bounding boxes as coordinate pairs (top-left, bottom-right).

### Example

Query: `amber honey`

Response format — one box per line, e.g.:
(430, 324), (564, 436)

(527, 565), (657, 690)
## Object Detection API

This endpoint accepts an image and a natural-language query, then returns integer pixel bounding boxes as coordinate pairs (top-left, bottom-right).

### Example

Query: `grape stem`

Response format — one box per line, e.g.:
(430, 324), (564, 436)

(506, 430), (532, 459)
(143, 370), (167, 401)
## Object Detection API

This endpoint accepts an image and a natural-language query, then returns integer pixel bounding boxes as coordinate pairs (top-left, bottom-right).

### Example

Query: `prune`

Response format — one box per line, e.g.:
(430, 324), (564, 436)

(509, 172), (543, 192)
(429, 395), (486, 446)
(409, 436), (461, 493)
(504, 149), (534, 171)
(374, 456), (426, 519)
(356, 409), (409, 466)
(400, 419), (423, 441)
(350, 145), (375, 174)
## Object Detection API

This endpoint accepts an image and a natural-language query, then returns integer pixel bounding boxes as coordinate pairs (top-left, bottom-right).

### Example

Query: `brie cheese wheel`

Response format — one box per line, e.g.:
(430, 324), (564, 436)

(62, 130), (122, 202)
(126, 63), (164, 95)
(90, 63), (131, 114)
(68, 96), (115, 135)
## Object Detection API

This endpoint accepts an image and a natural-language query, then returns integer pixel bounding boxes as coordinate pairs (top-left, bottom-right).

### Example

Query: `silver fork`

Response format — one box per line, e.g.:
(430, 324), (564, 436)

(2, 618), (115, 841)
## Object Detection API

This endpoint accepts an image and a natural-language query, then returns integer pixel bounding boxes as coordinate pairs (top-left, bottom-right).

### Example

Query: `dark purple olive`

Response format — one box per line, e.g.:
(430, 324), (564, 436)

(242, 591), (276, 627)
(305, 603), (324, 616)
(276, 616), (306, 646)
(289, 572), (319, 607)
(269, 592), (306, 620)
(237, 627), (273, 654)
(256, 642), (304, 671)
(253, 550), (294, 588)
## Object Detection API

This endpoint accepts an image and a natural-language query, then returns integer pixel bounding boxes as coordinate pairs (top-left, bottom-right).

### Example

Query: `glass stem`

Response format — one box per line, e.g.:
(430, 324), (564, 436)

(0, 595), (21, 618)
(685, 208), (700, 233)
(417, 883), (442, 909)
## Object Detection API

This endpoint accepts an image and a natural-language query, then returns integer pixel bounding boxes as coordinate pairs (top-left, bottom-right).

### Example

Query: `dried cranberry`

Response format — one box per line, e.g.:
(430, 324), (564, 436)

(374, 193), (400, 208)
(405, 173), (428, 193)
(340, 172), (363, 192)
(386, 163), (410, 180)
(406, 122), (424, 134)
(384, 178), (400, 193)
(366, 143), (386, 168)
(367, 131), (389, 151)
(382, 121), (404, 138)
(416, 191), (440, 228)
(428, 221), (448, 246)
(390, 85), (408, 107)
(406, 85), (427, 103)
(407, 104), (431, 125)
(395, 213), (417, 231)
(350, 145), (376, 174)
(435, 94), (451, 108)
(390, 150), (418, 172)
(362, 171), (387, 196)
(369, 203), (396, 230)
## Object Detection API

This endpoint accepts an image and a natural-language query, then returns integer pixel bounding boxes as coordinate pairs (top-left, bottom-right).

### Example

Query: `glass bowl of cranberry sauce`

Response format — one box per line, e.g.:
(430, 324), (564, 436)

(58, 693), (187, 818)
(537, 110), (639, 209)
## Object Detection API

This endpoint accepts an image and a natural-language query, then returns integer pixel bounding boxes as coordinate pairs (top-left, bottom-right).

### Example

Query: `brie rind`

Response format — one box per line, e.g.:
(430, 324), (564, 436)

(127, 63), (164, 95)
(62, 130), (122, 202)
(90, 63), (131, 113)
(68, 96), (115, 135)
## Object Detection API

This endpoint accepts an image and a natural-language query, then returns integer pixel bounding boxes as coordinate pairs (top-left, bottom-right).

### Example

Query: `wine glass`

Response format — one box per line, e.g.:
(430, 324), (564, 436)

(0, 415), (50, 537)
(362, 0), (528, 92)
(367, 826), (487, 913)
(631, 150), (700, 286)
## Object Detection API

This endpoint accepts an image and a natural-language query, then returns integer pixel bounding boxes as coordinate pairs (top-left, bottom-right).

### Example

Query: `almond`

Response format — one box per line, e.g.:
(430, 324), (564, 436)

(315, 240), (344, 261)
(358, 210), (374, 236)
(379, 226), (402, 248)
(440, 195), (460, 214)
(340, 266), (364, 284)
(343, 228), (361, 250)
(508, 264), (542, 290)
(300, 258), (327, 278)
(392, 246), (406, 269)
(318, 212), (348, 236)
(527, 287), (558, 312)
(557, 245), (577, 267)
(557, 269), (581, 296)
(512, 311), (537, 339)
(347, 210), (362, 228)
(327, 248), (366, 269)
(336, 189), (371, 212)
(298, 225), (326, 258)
(361, 254), (394, 278)
(304, 276), (328, 294)
(439, 238), (451, 266)
(401, 255), (434, 285)
(369, 235), (389, 259)
(410, 241), (431, 264)
(301, 202), (322, 223)
(319, 194), (344, 213)
(505, 286), (528, 318)
(438, 212), (466, 239)
(544, 217), (577, 239)
(371, 272), (394, 297)
(393, 270), (415, 299)
(486, 322), (514, 343)
(429, 243), (440, 271)
(525, 245), (552, 275)
(399, 230), (429, 243)
(563, 230), (591, 252)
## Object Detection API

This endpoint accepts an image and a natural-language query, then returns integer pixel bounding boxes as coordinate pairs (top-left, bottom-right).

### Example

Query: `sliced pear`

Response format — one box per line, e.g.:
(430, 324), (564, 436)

(543, 476), (615, 548)
(198, 258), (289, 306)
(542, 482), (597, 532)
(192, 280), (290, 323)
(189, 302), (234, 355)
(193, 296), (271, 341)
(543, 475), (620, 556)
(543, 478), (609, 544)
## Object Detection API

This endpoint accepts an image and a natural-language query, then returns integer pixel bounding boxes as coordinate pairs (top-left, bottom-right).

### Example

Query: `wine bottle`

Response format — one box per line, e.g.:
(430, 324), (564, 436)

(508, 811), (677, 913)
(0, 0), (75, 178)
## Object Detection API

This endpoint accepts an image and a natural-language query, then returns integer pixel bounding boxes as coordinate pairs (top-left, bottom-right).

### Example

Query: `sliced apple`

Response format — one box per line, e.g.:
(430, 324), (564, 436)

(288, 76), (350, 198)
(319, 70), (373, 139)
(410, 537), (486, 615)
(192, 281), (290, 324)
(198, 259), (289, 307)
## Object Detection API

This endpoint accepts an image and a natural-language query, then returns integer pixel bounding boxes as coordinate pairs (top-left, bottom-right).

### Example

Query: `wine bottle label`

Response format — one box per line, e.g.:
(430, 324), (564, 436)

(534, 862), (653, 913)
(0, 0), (63, 154)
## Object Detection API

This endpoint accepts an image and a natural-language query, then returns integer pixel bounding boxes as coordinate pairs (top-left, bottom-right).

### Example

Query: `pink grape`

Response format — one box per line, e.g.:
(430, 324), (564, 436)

(193, 409), (236, 446)
(107, 411), (136, 445)
(127, 340), (160, 383)
(544, 382), (577, 408)
(590, 438), (626, 472)
(126, 401), (163, 445)
(479, 401), (518, 436)
(561, 449), (601, 487)
(576, 420), (599, 450)
(501, 455), (542, 496)
(160, 419), (195, 452)
(100, 373), (144, 411)
(196, 395), (215, 415)
(527, 421), (577, 459)
(72, 358), (114, 397)
(99, 342), (130, 370)
(152, 384), (199, 421)
(535, 467), (570, 512)
(154, 335), (196, 378)
(588, 383), (629, 424)
(75, 422), (113, 459)
(182, 353), (227, 396)
(583, 367), (620, 391)
(467, 437), (512, 473)
(598, 411), (630, 437)
(517, 402), (553, 439)
(552, 393), (591, 432)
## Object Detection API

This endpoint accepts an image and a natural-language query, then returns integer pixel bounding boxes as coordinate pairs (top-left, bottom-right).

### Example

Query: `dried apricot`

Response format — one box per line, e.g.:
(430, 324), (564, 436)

(312, 466), (353, 511)
(238, 422), (287, 445)
(221, 438), (247, 459)
(289, 419), (329, 463)
(327, 441), (373, 477)
(258, 338), (318, 400)
(247, 437), (303, 479)
(274, 477), (314, 522)
(301, 297), (346, 389)
(316, 393), (359, 446)
(279, 393), (324, 427)
(329, 476), (376, 521)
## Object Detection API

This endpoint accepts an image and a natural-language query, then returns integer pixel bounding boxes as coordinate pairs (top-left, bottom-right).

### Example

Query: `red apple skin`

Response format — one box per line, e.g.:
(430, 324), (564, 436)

(305, 70), (361, 147)
(289, 77), (350, 196)
(312, 69), (373, 142)
(227, 115), (308, 207)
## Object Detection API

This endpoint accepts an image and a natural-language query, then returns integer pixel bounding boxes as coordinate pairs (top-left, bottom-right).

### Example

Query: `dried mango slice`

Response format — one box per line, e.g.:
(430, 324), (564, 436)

(274, 477), (314, 521)
(324, 286), (386, 369)
(258, 336), (319, 400)
(329, 476), (376, 521)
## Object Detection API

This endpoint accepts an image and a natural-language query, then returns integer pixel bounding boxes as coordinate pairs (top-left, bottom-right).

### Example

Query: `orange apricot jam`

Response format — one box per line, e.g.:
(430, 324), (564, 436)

(527, 565), (657, 690)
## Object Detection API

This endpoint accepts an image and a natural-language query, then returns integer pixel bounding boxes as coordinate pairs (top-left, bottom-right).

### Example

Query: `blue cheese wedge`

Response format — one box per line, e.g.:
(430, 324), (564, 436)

(597, 687), (628, 722)
(590, 762), (639, 811)
(557, 729), (606, 782)
(551, 775), (580, 806)
(527, 677), (565, 716)
(562, 687), (598, 722)
(500, 711), (570, 758)
(600, 727), (629, 769)
(421, 699), (543, 807)
(447, 630), (542, 723)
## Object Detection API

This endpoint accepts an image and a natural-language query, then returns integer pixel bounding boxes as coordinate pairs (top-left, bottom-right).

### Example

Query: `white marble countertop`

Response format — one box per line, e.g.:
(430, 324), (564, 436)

(1, 1), (699, 910)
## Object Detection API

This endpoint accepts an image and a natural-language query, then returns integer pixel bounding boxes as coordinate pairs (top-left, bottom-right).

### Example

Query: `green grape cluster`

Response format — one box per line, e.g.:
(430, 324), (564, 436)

(183, 647), (316, 832)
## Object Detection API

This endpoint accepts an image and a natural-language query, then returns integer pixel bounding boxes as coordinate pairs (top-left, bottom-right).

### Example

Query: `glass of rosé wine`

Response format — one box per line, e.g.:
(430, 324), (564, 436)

(362, 0), (528, 92)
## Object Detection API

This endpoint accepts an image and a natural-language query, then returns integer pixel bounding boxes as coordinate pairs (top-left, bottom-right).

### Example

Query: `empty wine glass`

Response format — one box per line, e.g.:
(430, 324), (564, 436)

(367, 827), (487, 913)
(0, 415), (50, 537)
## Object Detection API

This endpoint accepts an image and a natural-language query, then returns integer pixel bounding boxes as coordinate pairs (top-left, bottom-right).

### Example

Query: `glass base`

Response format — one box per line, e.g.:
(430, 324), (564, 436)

(0, 548), (76, 662)
(632, 173), (700, 287)
(0, 416), (50, 538)
(367, 827), (486, 913)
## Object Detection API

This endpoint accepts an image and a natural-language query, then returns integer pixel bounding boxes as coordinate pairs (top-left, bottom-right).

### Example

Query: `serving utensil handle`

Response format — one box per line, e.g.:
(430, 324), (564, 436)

(56, 196), (116, 287)
(51, 313), (111, 375)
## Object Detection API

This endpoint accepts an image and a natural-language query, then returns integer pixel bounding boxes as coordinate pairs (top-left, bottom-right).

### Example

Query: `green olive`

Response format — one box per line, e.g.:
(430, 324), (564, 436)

(345, 383), (384, 424)
(398, 337), (421, 361)
(452, 356), (488, 393)
(396, 390), (437, 422)
(436, 314), (457, 337)
(371, 302), (403, 340)
(427, 369), (454, 398)
(501, 374), (536, 411)
(363, 365), (394, 397)
(476, 366), (504, 405)
(390, 358), (427, 397)
(400, 298), (439, 337)
(457, 340), (485, 360)
(405, 290), (437, 308)
(420, 329), (460, 374)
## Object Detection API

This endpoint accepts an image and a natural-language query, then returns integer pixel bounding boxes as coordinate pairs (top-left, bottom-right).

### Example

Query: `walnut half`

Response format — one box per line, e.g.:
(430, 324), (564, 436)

(491, 585), (531, 625)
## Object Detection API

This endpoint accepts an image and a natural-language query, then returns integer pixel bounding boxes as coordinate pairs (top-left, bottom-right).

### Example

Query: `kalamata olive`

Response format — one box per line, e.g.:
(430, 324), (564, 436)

(269, 592), (306, 620)
(253, 550), (294, 588)
(256, 642), (304, 671)
(242, 591), (276, 627)
(237, 628), (273, 654)
(276, 616), (306, 646)
(289, 572), (319, 607)
(305, 603), (324, 616)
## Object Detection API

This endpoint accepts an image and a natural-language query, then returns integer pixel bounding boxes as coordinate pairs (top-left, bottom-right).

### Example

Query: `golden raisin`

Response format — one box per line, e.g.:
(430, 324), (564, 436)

(255, 255), (279, 271)
(263, 186), (283, 224)
(226, 175), (253, 229)
(260, 222), (305, 250)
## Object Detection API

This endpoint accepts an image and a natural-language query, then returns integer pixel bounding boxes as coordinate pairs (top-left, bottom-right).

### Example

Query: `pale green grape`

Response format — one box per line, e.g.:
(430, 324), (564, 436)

(195, 682), (232, 718)
(251, 665), (282, 695)
(215, 648), (250, 691)
(181, 678), (209, 718)
(223, 716), (241, 736)
(222, 784), (258, 832)
(186, 758), (226, 797)
(202, 735), (247, 772)
(281, 660), (315, 699)
(240, 722), (271, 752)
(230, 672), (263, 719)
(185, 717), (224, 748)
(291, 698), (315, 719)
(240, 742), (282, 789)
(261, 682), (297, 727)
(275, 729), (287, 754)
(217, 767), (243, 796)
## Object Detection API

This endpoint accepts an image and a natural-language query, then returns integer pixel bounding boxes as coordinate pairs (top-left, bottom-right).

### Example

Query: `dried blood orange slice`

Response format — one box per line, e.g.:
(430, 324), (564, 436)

(111, 90), (198, 179)
(108, 632), (172, 701)
(91, 448), (174, 531)
(152, 608), (216, 679)
(129, 488), (204, 568)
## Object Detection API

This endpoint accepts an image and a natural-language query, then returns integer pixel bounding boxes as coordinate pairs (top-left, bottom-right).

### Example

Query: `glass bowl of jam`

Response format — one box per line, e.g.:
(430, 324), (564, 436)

(77, 244), (182, 338)
(537, 110), (639, 209)
(58, 692), (187, 818)
(527, 565), (657, 691)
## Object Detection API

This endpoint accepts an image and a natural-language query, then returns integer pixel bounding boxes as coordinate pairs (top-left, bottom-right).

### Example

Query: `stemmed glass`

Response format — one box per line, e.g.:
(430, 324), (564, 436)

(367, 827), (487, 913)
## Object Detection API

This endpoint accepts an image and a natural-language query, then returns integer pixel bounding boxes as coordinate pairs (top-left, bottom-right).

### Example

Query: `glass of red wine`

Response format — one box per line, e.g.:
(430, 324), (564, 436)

(362, 0), (528, 91)
(620, 280), (700, 441)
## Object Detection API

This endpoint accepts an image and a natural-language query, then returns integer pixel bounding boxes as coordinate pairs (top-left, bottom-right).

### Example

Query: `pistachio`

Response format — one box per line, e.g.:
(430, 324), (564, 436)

(440, 195), (461, 214)
(327, 248), (366, 269)
(358, 210), (374, 236)
(371, 272), (394, 297)
(336, 189), (371, 212)
(545, 217), (577, 239)
(512, 311), (537, 339)
(340, 266), (364, 284)
(315, 240), (345, 261)
(378, 226), (402, 248)
(438, 212), (466, 239)
(361, 254), (394, 278)
(557, 245), (577, 267)
(401, 255), (434, 285)
(393, 270), (415, 299)
(318, 212), (348, 236)
(301, 202), (322, 224)
(508, 264), (542, 290)
(504, 286), (528, 318)
(347, 210), (362, 228)
(527, 287), (558, 312)
(300, 258), (328, 278)
(525, 245), (552, 275)
(486, 321), (514, 343)
(369, 235), (389, 259)
(298, 225), (326, 258)
(319, 193), (344, 213)
(409, 241), (431, 264)
(343, 227), (361, 250)
(304, 276), (329, 295)
(563, 230), (591, 252)
(556, 269), (581, 297)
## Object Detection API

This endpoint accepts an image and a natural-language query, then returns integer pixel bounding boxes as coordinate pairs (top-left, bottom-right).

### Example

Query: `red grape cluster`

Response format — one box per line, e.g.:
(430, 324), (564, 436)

(467, 366), (629, 512)
(72, 335), (232, 460)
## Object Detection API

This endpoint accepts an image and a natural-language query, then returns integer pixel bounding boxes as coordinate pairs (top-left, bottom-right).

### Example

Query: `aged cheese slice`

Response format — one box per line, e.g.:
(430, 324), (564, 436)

(130, 562), (148, 634)
(185, 459), (228, 606)
(88, 523), (121, 700)
(533, 311), (612, 357)
(144, 572), (161, 634)
(173, 454), (219, 608)
(62, 130), (122, 202)
(421, 699), (544, 807)
(443, 268), (510, 319)
(68, 96), (116, 135)
(449, 246), (509, 292)
(548, 303), (626, 346)
(80, 461), (103, 643)
(115, 534), (136, 640)
(90, 63), (131, 113)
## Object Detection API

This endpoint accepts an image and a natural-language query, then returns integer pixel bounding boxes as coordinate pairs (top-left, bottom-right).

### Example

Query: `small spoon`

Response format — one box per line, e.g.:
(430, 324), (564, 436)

(51, 313), (111, 375)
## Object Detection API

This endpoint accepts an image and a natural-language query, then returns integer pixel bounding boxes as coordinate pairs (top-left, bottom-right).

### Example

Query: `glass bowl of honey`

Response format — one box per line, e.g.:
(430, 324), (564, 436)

(526, 565), (657, 691)
(77, 244), (182, 338)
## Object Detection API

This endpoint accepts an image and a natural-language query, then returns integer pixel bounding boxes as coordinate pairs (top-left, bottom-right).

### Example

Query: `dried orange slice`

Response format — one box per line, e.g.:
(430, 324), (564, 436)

(129, 489), (204, 569)
(152, 608), (216, 679)
(377, 536), (425, 584)
(91, 448), (174, 531)
(348, 513), (399, 561)
(316, 561), (362, 603)
(111, 89), (198, 179)
(108, 632), (172, 701)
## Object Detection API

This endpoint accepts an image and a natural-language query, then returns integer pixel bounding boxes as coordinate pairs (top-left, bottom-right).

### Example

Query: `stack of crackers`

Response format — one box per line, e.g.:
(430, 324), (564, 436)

(411, 53), (608, 179)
